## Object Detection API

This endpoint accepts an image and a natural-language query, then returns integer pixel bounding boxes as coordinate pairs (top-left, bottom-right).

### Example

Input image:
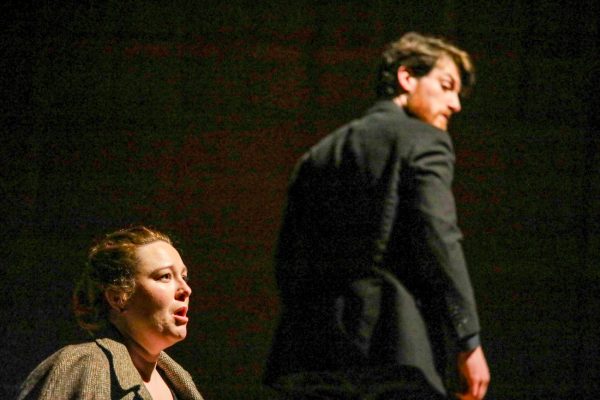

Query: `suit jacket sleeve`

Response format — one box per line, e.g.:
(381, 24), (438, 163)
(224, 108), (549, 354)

(274, 153), (313, 304)
(407, 130), (480, 346)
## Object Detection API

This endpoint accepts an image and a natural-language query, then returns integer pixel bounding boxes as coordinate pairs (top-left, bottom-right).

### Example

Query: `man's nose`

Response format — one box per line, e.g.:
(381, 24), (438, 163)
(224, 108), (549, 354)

(449, 92), (461, 113)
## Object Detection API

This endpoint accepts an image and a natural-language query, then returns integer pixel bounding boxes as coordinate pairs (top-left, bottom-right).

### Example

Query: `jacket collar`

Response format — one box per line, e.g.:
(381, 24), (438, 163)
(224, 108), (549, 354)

(95, 327), (151, 399)
(94, 326), (203, 399)
(365, 99), (407, 118)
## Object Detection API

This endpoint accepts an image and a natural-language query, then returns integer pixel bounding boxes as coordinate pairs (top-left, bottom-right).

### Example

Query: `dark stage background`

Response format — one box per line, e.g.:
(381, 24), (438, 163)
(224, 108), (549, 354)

(2, 1), (599, 399)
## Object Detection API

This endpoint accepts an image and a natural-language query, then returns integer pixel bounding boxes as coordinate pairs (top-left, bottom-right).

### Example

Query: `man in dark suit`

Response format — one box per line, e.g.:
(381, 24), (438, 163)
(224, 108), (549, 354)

(265, 32), (490, 400)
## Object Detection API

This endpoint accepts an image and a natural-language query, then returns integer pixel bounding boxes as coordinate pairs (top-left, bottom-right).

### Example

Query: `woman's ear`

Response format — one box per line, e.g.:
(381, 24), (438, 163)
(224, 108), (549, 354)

(397, 65), (417, 93)
(105, 289), (127, 313)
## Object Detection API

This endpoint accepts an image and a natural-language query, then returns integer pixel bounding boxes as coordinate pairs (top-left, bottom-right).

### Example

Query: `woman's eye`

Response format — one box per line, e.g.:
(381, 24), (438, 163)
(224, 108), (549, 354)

(159, 273), (172, 281)
(182, 275), (190, 283)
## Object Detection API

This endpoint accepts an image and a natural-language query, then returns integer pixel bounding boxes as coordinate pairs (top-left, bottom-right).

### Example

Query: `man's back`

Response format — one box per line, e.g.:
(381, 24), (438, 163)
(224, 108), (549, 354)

(266, 32), (489, 400)
(266, 101), (479, 398)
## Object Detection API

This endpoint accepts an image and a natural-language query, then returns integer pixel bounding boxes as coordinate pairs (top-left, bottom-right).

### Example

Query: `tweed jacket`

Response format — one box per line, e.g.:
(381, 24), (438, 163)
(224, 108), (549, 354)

(18, 328), (204, 400)
(265, 100), (481, 396)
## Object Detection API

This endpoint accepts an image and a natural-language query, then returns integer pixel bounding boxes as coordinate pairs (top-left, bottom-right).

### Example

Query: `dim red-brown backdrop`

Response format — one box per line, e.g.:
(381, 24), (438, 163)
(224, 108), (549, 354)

(2, 1), (599, 399)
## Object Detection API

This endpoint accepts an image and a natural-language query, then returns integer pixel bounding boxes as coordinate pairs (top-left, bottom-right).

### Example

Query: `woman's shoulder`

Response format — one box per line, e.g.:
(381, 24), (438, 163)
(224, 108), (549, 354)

(31, 341), (107, 370)
(42, 341), (109, 371)
(17, 341), (110, 400)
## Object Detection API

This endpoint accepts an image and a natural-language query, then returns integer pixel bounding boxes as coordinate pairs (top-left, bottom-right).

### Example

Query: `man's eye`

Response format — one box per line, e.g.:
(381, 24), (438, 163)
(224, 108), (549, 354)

(182, 275), (190, 283)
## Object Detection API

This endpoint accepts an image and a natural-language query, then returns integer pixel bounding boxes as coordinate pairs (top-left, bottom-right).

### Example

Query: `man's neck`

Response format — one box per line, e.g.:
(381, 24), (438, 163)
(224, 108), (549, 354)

(392, 95), (406, 109)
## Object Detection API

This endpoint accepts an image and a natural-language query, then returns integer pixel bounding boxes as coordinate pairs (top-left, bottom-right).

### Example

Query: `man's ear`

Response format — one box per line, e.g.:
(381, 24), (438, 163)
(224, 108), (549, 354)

(105, 289), (127, 312)
(397, 65), (417, 93)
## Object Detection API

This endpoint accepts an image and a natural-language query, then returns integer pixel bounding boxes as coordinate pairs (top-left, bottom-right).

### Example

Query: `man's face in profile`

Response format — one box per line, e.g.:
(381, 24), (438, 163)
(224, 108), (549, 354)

(404, 56), (463, 131)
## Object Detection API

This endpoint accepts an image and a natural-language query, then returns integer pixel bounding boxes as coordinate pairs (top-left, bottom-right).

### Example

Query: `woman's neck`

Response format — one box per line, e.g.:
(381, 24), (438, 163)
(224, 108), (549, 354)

(123, 336), (160, 381)
(109, 320), (161, 381)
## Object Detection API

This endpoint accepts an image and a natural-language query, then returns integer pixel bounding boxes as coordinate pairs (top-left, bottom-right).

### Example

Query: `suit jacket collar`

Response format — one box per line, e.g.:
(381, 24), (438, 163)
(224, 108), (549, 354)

(365, 99), (408, 118)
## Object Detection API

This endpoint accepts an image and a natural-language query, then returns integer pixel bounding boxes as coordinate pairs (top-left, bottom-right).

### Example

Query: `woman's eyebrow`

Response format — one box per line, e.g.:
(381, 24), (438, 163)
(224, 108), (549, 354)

(151, 265), (171, 273)
(152, 264), (187, 274)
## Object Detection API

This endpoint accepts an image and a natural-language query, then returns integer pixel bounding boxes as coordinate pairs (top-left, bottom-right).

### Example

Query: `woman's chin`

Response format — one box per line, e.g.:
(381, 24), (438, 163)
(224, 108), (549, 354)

(170, 326), (188, 341)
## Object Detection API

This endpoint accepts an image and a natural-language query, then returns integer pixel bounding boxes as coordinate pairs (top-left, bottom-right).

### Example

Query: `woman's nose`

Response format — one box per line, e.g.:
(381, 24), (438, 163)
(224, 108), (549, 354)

(176, 278), (192, 300)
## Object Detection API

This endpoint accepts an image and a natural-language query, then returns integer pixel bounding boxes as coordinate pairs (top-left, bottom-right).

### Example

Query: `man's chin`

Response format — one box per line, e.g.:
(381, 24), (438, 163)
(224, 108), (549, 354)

(432, 119), (448, 131)
(416, 114), (448, 131)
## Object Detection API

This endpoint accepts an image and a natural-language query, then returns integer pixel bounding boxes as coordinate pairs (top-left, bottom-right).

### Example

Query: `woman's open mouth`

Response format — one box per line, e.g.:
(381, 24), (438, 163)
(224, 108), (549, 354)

(174, 306), (189, 324)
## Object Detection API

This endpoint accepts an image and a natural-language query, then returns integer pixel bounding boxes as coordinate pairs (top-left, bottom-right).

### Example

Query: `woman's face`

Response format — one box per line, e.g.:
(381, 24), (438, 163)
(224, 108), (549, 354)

(120, 240), (192, 353)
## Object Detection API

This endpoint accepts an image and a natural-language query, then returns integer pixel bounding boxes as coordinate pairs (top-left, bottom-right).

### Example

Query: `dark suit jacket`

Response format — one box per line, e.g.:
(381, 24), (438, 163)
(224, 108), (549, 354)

(264, 100), (480, 397)
(18, 327), (204, 400)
